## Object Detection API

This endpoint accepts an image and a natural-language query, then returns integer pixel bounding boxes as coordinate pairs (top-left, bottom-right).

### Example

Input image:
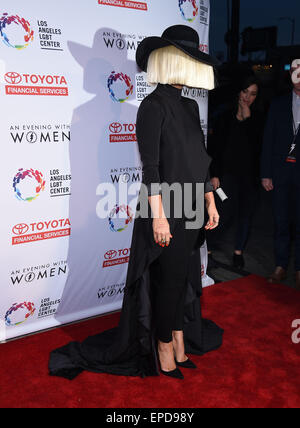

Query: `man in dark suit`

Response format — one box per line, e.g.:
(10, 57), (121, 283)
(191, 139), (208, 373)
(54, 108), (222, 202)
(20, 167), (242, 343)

(261, 59), (300, 290)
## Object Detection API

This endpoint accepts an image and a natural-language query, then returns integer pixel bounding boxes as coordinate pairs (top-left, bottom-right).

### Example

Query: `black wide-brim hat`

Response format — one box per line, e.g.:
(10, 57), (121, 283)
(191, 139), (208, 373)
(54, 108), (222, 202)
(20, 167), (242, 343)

(136, 25), (220, 72)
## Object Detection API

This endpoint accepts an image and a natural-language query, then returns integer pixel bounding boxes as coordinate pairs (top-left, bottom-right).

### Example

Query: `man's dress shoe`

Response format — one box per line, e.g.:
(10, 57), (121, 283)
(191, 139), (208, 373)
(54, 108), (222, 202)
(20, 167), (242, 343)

(268, 267), (287, 284)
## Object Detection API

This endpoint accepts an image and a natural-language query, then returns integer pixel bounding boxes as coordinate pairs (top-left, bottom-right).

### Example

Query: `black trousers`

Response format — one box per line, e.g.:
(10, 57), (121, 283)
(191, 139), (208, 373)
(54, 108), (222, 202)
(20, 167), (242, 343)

(273, 164), (300, 271)
(150, 220), (201, 343)
(207, 173), (258, 252)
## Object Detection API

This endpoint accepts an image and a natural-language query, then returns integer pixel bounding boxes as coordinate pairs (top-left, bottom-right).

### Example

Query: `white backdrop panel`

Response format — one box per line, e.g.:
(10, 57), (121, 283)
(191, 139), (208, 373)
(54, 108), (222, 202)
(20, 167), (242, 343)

(0, 0), (211, 341)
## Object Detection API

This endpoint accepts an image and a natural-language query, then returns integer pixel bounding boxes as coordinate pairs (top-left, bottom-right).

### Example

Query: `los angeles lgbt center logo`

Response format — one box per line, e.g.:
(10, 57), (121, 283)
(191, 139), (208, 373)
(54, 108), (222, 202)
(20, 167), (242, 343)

(107, 72), (134, 102)
(13, 169), (46, 202)
(178, 0), (199, 22)
(5, 302), (36, 327)
(0, 13), (34, 49)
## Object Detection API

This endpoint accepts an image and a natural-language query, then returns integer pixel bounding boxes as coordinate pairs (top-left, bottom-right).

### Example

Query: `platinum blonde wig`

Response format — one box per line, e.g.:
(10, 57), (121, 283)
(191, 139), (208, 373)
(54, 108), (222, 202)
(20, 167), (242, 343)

(147, 45), (215, 90)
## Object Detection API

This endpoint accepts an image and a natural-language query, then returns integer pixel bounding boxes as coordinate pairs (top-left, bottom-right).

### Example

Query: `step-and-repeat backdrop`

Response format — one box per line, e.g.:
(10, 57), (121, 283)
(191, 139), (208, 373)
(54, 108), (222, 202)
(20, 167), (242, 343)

(0, 0), (213, 342)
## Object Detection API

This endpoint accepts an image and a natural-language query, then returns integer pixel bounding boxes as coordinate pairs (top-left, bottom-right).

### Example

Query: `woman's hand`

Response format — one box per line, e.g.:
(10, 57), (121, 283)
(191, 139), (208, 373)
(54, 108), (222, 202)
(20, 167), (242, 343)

(262, 178), (274, 192)
(211, 177), (220, 191)
(204, 193), (220, 230)
(205, 205), (220, 230)
(147, 195), (173, 247)
(237, 98), (251, 121)
(153, 218), (173, 247)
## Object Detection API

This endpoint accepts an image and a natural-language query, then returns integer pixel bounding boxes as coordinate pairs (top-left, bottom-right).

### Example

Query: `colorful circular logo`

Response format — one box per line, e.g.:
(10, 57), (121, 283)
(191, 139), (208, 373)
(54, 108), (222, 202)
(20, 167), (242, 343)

(5, 302), (36, 327)
(108, 204), (134, 232)
(0, 14), (34, 50)
(107, 72), (133, 103)
(178, 0), (199, 22)
(13, 169), (46, 202)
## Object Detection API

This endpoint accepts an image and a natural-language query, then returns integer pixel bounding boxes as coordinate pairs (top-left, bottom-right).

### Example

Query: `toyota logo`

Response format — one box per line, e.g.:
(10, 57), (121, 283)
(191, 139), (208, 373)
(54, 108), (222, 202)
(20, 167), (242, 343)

(109, 123), (122, 134)
(104, 250), (117, 260)
(12, 223), (29, 236)
(5, 72), (22, 85)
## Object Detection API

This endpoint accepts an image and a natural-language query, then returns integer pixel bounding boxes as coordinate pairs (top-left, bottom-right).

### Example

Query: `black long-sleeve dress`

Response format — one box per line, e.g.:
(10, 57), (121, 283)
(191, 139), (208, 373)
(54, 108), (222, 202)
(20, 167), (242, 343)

(49, 84), (223, 379)
(208, 108), (264, 182)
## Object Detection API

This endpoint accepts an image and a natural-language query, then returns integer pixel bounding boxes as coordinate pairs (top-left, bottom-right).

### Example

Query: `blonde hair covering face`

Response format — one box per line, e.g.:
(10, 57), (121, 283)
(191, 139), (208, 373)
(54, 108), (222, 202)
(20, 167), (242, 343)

(147, 45), (215, 90)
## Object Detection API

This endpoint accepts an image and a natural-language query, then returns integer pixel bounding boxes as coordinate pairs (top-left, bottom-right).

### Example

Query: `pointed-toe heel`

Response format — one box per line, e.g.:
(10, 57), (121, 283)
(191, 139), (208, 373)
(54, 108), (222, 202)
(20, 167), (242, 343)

(233, 253), (245, 269)
(160, 367), (184, 379)
(175, 359), (197, 369)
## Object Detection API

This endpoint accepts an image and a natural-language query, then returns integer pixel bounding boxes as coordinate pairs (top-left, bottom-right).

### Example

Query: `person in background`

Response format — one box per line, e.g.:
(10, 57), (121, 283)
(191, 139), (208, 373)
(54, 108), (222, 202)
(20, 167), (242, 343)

(207, 75), (264, 269)
(261, 59), (300, 290)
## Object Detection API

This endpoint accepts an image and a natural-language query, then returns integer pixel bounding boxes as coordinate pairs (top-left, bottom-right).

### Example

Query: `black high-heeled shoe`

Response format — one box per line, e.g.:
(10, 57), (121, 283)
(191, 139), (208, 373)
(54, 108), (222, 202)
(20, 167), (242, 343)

(160, 367), (184, 379)
(157, 340), (184, 379)
(233, 253), (245, 269)
(175, 358), (197, 369)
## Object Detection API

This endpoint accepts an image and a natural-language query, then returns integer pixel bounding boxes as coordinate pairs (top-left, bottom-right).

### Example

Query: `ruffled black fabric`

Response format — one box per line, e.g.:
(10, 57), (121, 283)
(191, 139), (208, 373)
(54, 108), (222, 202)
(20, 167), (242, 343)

(49, 213), (223, 380)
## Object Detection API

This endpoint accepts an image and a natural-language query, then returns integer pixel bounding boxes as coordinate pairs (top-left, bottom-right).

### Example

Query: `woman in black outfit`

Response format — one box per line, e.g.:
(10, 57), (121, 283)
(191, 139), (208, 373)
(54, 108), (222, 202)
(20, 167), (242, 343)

(207, 75), (264, 268)
(49, 25), (223, 381)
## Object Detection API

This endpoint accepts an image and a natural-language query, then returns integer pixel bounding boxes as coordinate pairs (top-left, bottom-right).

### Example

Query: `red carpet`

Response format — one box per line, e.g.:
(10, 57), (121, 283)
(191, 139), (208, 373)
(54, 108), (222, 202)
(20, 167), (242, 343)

(0, 275), (299, 408)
